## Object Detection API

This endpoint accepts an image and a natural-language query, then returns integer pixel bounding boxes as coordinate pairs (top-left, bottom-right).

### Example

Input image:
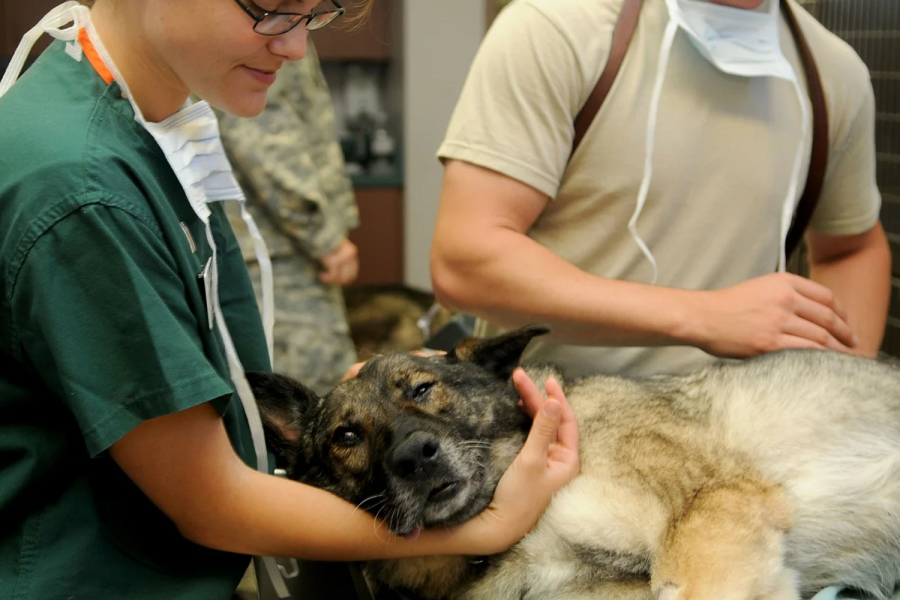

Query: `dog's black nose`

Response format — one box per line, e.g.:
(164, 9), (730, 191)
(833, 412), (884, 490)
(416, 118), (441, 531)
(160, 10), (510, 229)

(390, 431), (441, 479)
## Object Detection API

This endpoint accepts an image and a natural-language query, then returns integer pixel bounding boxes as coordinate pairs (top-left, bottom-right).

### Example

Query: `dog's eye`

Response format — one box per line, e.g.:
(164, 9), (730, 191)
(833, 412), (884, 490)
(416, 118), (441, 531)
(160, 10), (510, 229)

(332, 426), (363, 448)
(411, 382), (434, 402)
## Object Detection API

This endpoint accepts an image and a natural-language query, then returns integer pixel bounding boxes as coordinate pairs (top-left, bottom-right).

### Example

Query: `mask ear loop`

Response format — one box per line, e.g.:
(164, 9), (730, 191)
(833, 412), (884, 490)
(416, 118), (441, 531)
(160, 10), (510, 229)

(0, 1), (84, 98)
(204, 223), (290, 599)
(240, 203), (275, 360)
(631, 18), (679, 286)
(778, 75), (811, 272)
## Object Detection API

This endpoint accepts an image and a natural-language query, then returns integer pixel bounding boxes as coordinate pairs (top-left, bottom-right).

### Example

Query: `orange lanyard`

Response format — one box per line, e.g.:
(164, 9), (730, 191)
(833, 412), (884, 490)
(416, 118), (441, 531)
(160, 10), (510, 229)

(78, 28), (114, 85)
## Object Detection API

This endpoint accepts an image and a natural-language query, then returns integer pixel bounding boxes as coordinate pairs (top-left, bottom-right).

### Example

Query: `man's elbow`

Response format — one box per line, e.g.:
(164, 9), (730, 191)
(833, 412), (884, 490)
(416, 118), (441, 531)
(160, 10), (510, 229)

(430, 244), (493, 314)
(431, 252), (470, 313)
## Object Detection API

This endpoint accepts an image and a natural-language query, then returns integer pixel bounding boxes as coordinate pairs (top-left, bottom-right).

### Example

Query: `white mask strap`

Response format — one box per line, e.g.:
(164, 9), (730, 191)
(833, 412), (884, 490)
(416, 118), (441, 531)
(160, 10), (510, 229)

(0, 2), (84, 98)
(631, 18), (679, 286)
(204, 223), (290, 599)
(240, 204), (275, 361)
(201, 227), (270, 471)
(778, 75), (811, 271)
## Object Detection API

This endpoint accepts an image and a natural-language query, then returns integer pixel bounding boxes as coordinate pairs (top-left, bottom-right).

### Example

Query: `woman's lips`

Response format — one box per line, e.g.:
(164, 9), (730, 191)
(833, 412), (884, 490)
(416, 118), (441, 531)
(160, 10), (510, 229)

(244, 66), (277, 85)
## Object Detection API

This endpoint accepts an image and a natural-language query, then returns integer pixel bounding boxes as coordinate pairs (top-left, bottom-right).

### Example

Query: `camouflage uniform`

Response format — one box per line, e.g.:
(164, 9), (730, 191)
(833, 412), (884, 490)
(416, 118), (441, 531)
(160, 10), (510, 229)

(219, 44), (359, 396)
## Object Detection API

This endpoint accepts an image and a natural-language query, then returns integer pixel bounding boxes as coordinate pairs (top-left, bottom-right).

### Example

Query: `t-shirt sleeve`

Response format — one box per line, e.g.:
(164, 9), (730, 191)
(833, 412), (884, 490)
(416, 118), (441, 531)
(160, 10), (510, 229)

(9, 200), (233, 457)
(437, 1), (611, 198)
(808, 61), (881, 236)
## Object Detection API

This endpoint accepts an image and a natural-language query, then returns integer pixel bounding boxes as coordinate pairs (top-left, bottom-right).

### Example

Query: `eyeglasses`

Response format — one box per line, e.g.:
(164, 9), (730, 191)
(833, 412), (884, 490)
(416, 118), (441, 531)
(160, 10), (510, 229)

(233, 0), (345, 36)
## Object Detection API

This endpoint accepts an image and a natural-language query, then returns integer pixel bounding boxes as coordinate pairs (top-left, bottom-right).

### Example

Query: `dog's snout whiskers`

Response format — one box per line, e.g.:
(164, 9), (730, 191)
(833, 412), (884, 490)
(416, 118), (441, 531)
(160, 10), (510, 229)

(354, 491), (388, 515)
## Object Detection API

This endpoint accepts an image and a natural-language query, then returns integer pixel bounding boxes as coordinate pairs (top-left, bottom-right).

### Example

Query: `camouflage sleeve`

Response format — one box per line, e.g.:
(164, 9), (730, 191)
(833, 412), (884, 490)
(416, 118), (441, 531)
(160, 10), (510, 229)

(218, 45), (357, 259)
(289, 43), (359, 233)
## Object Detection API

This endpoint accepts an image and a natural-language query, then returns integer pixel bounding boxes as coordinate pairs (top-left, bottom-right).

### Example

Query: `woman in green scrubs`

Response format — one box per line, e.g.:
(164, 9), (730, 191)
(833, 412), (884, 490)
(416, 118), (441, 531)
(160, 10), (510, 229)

(0, 1), (580, 598)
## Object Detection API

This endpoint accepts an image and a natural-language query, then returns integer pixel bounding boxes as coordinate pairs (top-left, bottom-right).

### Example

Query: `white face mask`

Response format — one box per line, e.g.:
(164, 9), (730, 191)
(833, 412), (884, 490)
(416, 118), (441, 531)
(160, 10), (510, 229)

(1, 6), (290, 594)
(629, 0), (809, 283)
(666, 0), (796, 80)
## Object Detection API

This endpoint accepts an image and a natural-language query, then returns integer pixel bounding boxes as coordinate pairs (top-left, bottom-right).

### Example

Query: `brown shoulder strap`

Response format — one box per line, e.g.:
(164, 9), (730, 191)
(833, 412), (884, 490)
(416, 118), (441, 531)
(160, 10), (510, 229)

(572, 0), (644, 153)
(781, 0), (829, 258)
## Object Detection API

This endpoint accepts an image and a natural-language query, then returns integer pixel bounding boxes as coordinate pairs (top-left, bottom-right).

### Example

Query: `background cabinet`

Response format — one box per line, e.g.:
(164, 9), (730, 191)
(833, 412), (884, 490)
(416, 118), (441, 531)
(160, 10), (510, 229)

(348, 187), (404, 286)
(314, 0), (405, 287)
(1, 0), (59, 68)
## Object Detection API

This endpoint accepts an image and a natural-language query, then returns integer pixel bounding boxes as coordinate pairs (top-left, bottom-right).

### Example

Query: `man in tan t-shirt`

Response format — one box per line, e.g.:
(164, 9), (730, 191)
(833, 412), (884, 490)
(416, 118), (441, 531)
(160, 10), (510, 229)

(432, 0), (890, 378)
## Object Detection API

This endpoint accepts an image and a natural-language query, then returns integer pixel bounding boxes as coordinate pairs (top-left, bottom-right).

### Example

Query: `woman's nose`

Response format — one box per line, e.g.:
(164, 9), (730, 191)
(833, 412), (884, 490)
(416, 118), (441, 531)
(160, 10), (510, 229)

(268, 25), (309, 61)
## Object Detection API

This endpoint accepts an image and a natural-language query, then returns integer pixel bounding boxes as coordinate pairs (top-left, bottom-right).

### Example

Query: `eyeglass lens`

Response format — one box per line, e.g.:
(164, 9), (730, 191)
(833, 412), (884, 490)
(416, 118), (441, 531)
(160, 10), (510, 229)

(253, 2), (342, 35)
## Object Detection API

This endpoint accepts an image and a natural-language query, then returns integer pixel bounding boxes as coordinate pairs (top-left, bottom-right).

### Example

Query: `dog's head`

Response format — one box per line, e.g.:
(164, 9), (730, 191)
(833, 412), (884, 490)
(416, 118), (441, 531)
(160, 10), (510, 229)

(248, 324), (550, 537)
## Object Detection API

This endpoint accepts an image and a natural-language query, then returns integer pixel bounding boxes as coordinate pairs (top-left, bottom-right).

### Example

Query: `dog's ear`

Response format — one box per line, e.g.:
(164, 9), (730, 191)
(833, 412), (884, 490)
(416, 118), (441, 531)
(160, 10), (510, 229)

(448, 324), (551, 379)
(246, 371), (320, 470)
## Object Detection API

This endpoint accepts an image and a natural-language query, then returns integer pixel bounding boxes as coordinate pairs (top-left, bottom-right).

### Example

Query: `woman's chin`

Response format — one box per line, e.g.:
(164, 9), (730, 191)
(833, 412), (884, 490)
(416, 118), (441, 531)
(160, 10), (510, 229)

(209, 90), (269, 119)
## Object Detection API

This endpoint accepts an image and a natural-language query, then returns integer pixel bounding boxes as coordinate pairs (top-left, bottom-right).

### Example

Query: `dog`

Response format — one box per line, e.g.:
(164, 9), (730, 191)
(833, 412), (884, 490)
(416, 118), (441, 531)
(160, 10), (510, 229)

(249, 325), (900, 600)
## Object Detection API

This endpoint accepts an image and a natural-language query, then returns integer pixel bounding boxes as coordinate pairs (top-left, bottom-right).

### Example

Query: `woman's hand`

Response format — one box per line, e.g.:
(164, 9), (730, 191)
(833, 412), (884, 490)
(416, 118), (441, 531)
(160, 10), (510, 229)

(319, 238), (359, 286)
(451, 369), (579, 555)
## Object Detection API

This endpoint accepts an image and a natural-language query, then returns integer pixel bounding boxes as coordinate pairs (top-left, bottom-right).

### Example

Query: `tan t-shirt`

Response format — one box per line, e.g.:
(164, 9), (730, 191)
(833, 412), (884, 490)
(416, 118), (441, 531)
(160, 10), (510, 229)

(437, 0), (880, 377)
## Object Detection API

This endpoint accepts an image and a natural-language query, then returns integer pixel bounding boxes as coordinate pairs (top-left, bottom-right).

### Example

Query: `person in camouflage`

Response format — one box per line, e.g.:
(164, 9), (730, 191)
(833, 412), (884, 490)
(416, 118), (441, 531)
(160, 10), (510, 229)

(218, 42), (359, 396)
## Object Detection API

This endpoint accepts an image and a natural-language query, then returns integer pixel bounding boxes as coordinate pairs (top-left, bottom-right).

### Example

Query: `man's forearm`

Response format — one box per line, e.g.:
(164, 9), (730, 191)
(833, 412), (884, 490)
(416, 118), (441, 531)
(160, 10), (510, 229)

(431, 228), (700, 348)
(432, 225), (863, 358)
(808, 229), (892, 356)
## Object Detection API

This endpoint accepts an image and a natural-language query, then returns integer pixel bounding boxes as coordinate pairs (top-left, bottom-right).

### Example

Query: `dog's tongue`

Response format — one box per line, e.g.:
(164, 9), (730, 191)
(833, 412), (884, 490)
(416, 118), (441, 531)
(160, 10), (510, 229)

(404, 526), (422, 541)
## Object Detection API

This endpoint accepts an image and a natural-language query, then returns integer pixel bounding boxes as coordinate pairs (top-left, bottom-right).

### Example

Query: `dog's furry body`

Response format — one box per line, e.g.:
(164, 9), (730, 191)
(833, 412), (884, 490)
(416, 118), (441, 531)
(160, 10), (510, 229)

(251, 326), (900, 600)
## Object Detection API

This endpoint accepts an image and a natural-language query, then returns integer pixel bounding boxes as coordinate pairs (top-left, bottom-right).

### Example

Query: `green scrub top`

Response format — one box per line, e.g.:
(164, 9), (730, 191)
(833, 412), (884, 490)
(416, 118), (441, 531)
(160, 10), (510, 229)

(0, 39), (272, 599)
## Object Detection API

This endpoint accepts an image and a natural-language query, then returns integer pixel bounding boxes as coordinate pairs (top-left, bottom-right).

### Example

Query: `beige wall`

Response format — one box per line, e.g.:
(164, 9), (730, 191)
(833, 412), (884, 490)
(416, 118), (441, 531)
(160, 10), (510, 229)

(401, 0), (486, 291)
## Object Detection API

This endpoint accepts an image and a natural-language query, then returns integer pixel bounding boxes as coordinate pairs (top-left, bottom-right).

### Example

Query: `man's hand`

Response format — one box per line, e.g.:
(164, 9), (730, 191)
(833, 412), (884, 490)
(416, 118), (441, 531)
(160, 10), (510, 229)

(319, 238), (359, 286)
(690, 272), (859, 358)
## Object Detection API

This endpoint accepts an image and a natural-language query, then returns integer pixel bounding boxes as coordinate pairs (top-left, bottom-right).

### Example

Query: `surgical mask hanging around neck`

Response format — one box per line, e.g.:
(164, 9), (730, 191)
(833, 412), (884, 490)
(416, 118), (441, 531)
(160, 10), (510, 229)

(665, 0), (796, 81)
(84, 22), (277, 351)
(629, 0), (809, 281)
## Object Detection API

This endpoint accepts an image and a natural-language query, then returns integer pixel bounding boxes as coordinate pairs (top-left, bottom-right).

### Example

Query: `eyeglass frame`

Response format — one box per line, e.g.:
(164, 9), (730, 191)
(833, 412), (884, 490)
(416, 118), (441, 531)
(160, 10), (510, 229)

(232, 0), (345, 36)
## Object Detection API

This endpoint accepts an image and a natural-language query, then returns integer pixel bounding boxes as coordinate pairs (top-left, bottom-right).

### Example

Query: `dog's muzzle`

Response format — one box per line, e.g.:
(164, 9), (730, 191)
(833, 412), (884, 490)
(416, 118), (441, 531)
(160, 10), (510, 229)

(390, 431), (442, 478)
